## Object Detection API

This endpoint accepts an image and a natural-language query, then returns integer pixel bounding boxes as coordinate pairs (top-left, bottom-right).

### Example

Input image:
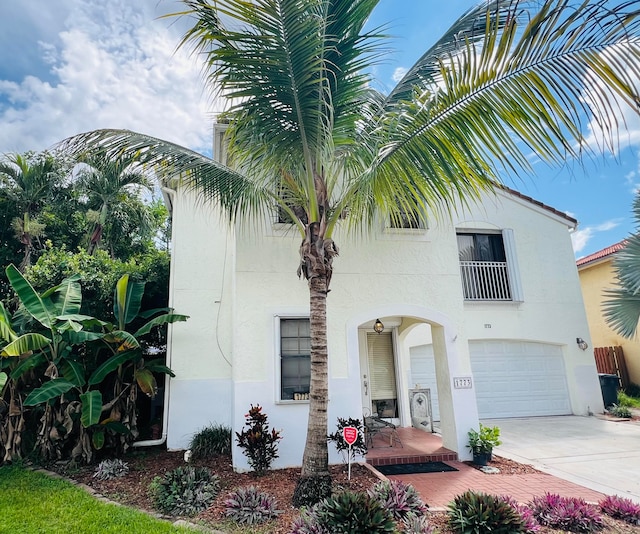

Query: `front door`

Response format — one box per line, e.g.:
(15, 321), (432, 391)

(361, 331), (398, 420)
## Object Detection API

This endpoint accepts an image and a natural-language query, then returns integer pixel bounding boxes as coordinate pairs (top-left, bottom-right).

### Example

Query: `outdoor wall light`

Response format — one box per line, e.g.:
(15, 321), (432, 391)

(373, 318), (385, 334)
(576, 337), (589, 351)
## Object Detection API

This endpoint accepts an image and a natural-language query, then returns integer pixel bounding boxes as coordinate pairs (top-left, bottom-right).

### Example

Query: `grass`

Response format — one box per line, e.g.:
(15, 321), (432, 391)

(0, 464), (193, 534)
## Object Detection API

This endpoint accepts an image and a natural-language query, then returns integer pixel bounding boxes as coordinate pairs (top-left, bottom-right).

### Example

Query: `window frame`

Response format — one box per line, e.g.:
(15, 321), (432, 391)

(275, 315), (311, 403)
(456, 229), (523, 302)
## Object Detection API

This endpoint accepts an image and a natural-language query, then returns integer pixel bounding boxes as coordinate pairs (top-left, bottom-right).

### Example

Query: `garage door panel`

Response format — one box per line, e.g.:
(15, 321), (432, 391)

(471, 341), (571, 418)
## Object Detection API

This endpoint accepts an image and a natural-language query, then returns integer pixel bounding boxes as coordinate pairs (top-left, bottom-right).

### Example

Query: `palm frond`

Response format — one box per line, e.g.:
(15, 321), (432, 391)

(603, 192), (640, 338)
(603, 287), (640, 339)
(178, 0), (384, 215)
(342, 0), (640, 231)
(57, 129), (272, 223)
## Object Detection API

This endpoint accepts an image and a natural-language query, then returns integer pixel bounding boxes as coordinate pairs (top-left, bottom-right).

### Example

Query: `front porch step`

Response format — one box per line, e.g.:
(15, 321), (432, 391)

(365, 426), (458, 467)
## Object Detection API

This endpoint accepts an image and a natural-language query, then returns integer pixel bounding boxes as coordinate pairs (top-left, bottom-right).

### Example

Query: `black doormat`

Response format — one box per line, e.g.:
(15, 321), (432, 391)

(375, 461), (458, 476)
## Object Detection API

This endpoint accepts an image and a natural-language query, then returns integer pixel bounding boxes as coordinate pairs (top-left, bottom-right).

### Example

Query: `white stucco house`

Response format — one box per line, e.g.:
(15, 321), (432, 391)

(157, 127), (604, 471)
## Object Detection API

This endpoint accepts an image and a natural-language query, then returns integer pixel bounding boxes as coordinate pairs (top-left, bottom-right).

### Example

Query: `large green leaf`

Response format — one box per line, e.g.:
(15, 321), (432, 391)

(10, 352), (47, 379)
(1, 333), (51, 358)
(0, 302), (17, 343)
(5, 264), (55, 329)
(61, 360), (86, 387)
(103, 420), (132, 436)
(134, 368), (157, 398)
(134, 313), (189, 337)
(88, 351), (139, 385)
(48, 275), (82, 316)
(65, 330), (107, 345)
(24, 379), (75, 406)
(0, 372), (7, 391)
(92, 429), (105, 450)
(144, 358), (175, 378)
(103, 330), (139, 352)
(80, 390), (102, 428)
(113, 275), (145, 329)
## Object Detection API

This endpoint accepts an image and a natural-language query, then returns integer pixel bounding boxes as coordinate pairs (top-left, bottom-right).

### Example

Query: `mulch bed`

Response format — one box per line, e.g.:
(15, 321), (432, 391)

(48, 448), (640, 533)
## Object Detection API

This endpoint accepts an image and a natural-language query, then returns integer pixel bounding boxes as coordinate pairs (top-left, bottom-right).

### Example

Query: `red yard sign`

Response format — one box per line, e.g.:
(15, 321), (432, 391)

(343, 426), (358, 446)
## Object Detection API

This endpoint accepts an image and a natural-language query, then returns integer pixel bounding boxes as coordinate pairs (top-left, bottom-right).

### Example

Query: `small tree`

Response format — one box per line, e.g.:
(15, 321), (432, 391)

(235, 405), (281, 476)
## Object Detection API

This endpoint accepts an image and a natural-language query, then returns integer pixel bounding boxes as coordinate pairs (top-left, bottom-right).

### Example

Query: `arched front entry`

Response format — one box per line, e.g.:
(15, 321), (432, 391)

(345, 305), (479, 460)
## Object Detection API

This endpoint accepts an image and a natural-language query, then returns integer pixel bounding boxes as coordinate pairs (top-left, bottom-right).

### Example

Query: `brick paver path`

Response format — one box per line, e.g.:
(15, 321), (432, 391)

(386, 460), (606, 509)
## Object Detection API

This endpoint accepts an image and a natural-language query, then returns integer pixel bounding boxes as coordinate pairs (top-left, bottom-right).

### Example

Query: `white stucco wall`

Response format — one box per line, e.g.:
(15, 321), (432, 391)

(164, 184), (603, 468)
(165, 187), (235, 449)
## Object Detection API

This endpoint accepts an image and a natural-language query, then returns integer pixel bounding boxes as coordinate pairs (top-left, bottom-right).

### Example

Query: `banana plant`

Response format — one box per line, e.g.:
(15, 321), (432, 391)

(0, 265), (187, 463)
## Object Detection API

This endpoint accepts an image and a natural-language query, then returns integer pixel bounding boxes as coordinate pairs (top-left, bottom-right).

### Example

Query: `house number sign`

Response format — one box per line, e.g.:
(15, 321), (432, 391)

(453, 376), (473, 389)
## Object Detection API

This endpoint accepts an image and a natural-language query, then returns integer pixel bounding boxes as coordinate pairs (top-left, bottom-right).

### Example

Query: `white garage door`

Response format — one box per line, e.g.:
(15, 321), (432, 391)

(470, 341), (571, 418)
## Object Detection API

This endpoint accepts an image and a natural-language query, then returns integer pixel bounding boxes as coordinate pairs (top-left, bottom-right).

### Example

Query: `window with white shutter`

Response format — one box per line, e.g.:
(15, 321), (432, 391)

(367, 332), (398, 417)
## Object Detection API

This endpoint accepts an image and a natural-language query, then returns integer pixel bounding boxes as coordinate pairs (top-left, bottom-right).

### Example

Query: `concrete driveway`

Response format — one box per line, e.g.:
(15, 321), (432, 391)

(487, 415), (640, 503)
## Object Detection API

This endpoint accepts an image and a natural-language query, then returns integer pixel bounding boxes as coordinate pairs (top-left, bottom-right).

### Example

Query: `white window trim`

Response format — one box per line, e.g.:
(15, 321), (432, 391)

(502, 228), (524, 302)
(456, 228), (524, 303)
(274, 314), (310, 404)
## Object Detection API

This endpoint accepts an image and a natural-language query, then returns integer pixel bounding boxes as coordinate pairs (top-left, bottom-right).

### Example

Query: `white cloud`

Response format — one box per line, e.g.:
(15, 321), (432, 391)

(0, 0), (215, 155)
(571, 218), (622, 254)
(392, 67), (408, 83)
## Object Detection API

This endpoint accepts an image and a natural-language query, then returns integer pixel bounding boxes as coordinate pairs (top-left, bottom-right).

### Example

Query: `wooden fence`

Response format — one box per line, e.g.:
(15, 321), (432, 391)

(593, 346), (631, 389)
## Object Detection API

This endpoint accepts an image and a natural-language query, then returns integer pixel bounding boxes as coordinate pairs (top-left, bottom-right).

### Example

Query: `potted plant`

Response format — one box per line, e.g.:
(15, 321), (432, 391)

(468, 423), (502, 466)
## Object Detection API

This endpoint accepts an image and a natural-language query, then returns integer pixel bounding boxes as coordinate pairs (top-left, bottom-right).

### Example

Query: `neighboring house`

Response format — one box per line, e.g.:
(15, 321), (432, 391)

(577, 242), (640, 385)
(159, 128), (604, 471)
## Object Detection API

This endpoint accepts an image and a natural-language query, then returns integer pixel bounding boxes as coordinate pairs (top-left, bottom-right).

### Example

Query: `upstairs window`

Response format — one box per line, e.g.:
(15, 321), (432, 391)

(389, 208), (426, 229)
(457, 232), (514, 301)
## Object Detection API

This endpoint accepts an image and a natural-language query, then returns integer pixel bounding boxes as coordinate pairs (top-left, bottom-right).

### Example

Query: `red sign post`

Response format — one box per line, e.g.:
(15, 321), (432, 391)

(342, 426), (358, 479)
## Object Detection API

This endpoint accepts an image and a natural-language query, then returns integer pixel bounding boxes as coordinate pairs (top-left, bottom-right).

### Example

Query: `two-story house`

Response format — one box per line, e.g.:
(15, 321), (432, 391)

(156, 127), (604, 471)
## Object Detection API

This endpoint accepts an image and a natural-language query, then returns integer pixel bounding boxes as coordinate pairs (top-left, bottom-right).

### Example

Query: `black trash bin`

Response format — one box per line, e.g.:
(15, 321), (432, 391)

(598, 374), (619, 408)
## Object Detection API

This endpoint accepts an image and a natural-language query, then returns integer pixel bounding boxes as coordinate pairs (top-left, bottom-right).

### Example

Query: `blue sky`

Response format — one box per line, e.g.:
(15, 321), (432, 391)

(1, 0), (638, 258)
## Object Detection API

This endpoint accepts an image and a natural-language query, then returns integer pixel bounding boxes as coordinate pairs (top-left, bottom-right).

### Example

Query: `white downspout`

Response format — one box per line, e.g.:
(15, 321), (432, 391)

(133, 185), (176, 448)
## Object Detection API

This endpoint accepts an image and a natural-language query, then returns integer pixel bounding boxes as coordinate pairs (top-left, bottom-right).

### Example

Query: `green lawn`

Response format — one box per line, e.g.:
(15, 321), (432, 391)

(0, 464), (194, 534)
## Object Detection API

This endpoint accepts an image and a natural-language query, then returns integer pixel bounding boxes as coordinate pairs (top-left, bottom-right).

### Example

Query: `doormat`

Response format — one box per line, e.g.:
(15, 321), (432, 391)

(375, 461), (458, 476)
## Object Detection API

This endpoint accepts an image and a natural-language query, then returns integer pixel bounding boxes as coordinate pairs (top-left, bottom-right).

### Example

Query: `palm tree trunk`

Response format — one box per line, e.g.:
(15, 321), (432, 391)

(292, 223), (338, 506)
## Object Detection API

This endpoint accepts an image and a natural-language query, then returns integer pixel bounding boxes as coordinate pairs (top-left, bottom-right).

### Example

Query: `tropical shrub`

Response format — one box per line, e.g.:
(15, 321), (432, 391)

(289, 504), (328, 534)
(149, 466), (219, 517)
(529, 493), (604, 532)
(368, 479), (428, 521)
(448, 490), (526, 533)
(607, 404), (632, 418)
(188, 423), (232, 459)
(314, 491), (396, 533)
(401, 512), (435, 534)
(223, 485), (280, 525)
(235, 404), (281, 475)
(599, 494), (640, 525)
(327, 416), (367, 461)
(93, 458), (129, 480)
(467, 423), (501, 455)
(500, 495), (540, 533)
(0, 266), (187, 464)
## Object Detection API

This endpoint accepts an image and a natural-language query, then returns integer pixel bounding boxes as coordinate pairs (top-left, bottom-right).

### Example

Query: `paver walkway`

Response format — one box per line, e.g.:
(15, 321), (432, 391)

(384, 460), (606, 509)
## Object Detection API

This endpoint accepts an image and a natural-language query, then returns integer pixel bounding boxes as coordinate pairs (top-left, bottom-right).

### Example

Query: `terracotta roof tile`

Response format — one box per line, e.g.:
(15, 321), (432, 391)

(497, 184), (578, 226)
(576, 240), (627, 267)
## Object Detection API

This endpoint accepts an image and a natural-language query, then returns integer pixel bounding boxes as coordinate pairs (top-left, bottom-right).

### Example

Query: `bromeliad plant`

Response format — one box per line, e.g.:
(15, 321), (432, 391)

(0, 264), (187, 464)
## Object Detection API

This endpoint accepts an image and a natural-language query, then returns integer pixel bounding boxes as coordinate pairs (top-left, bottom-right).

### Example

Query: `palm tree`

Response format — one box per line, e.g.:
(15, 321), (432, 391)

(0, 153), (60, 270)
(60, 0), (640, 504)
(76, 152), (152, 256)
(603, 194), (640, 338)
